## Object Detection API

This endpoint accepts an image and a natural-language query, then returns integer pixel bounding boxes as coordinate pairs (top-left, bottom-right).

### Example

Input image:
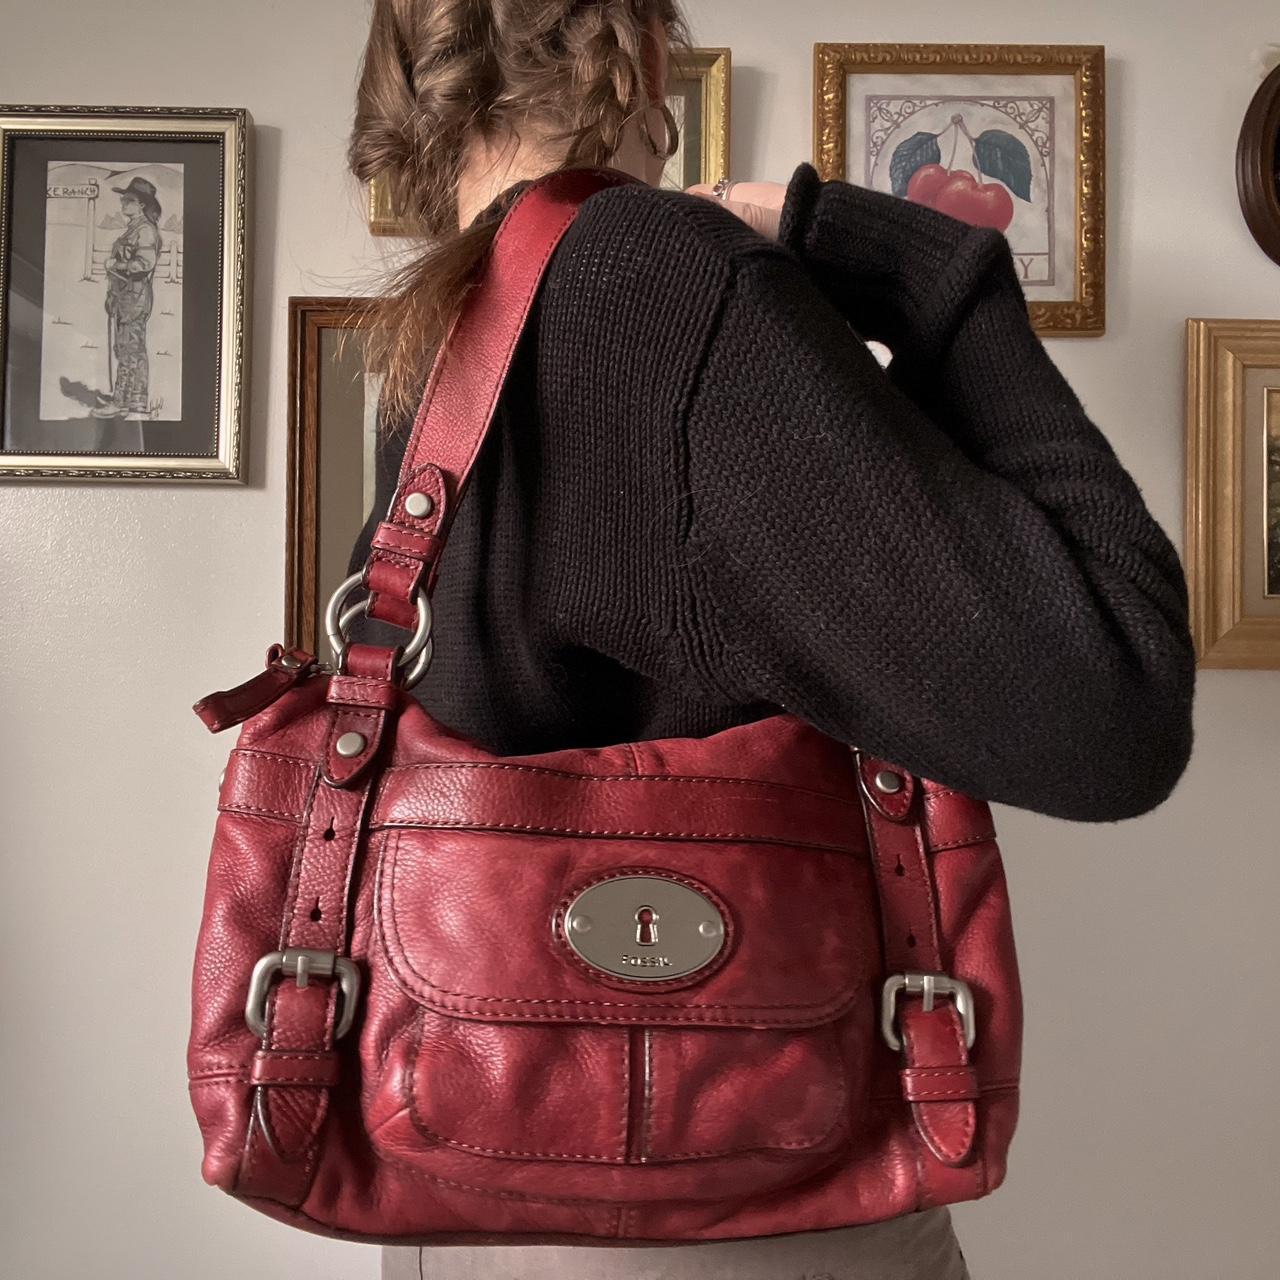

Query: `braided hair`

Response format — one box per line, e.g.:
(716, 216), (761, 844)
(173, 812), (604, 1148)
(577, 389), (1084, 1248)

(347, 0), (693, 431)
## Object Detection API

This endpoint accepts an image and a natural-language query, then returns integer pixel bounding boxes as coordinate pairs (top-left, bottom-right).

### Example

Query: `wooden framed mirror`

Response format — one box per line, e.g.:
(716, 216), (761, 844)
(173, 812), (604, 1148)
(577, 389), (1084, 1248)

(285, 296), (379, 655)
(1237, 63), (1280, 267)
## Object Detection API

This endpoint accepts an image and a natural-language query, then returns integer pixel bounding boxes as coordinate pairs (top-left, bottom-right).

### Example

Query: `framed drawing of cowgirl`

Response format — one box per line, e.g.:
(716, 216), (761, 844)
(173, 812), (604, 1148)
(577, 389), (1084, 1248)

(0, 105), (250, 481)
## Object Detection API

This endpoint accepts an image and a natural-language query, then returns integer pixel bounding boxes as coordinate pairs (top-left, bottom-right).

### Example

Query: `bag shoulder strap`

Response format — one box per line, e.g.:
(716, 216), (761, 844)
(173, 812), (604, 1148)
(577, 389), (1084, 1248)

(355, 164), (641, 639)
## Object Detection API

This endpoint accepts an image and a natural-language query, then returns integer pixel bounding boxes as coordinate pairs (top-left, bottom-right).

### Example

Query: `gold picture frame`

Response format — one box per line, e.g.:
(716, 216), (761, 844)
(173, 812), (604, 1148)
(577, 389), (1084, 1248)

(660, 46), (731, 191)
(0, 105), (251, 480)
(1184, 318), (1280, 668)
(813, 43), (1105, 337)
(367, 170), (419, 239)
(366, 47), (731, 235)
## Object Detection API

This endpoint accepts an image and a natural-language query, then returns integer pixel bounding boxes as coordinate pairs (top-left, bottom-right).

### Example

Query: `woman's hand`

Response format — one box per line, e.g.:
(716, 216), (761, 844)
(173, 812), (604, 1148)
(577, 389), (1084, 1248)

(685, 180), (786, 242)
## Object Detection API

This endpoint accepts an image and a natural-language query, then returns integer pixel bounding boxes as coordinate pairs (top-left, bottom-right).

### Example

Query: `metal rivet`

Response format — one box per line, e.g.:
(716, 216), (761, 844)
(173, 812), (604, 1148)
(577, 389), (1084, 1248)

(278, 653), (300, 669)
(335, 731), (367, 758)
(404, 491), (434, 519)
(874, 769), (903, 794)
(569, 914), (592, 934)
(698, 920), (723, 938)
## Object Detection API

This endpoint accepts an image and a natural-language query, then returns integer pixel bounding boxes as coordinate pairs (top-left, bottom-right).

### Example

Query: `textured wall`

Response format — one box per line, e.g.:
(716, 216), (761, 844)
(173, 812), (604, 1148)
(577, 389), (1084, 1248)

(1, 3), (1276, 1277)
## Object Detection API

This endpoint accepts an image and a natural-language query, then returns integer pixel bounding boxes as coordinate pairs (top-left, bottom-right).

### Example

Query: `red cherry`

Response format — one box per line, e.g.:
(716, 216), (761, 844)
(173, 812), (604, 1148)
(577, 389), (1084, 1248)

(932, 171), (1014, 232)
(905, 163), (950, 208)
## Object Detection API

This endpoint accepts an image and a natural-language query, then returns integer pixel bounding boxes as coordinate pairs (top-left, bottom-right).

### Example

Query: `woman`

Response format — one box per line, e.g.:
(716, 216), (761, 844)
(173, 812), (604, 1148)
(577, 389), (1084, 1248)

(345, 3), (1196, 1277)
(92, 176), (162, 420)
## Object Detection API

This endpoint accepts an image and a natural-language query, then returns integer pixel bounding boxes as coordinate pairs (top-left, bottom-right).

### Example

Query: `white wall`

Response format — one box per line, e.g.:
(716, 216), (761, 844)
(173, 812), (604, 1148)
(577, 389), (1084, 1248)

(1, 3), (1276, 1278)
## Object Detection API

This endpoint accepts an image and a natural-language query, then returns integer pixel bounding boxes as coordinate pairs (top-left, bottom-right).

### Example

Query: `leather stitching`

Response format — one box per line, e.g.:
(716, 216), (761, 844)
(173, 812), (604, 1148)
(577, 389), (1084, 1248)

(399, 1005), (848, 1161)
(219, 802), (304, 823)
(378, 817), (858, 849)
(377, 760), (861, 803)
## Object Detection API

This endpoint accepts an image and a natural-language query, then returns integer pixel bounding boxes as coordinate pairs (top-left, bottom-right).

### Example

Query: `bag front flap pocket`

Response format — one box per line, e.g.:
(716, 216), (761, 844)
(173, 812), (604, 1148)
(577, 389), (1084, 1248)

(377, 823), (879, 1028)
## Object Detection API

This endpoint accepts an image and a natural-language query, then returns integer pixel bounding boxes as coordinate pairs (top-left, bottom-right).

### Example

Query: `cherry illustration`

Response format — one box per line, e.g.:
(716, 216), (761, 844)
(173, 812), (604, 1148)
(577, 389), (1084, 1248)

(902, 114), (1017, 233)
(932, 171), (1015, 231)
(905, 163), (951, 208)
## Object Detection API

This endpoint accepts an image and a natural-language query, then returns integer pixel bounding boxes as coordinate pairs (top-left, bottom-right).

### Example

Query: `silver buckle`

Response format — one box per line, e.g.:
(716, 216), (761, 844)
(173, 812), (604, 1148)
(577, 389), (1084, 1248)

(244, 948), (362, 1040)
(323, 569), (434, 689)
(881, 971), (977, 1052)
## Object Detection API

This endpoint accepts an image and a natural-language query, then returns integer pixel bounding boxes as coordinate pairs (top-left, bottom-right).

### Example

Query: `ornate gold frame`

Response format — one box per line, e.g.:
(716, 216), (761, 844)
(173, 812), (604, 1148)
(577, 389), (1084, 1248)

(813, 43), (1105, 337)
(367, 46), (731, 236)
(0, 105), (250, 480)
(1184, 318), (1280, 667)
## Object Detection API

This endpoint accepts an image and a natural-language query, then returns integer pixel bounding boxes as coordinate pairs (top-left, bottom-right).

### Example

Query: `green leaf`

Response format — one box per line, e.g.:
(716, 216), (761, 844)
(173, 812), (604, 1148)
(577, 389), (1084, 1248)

(973, 130), (1033, 202)
(889, 132), (942, 197)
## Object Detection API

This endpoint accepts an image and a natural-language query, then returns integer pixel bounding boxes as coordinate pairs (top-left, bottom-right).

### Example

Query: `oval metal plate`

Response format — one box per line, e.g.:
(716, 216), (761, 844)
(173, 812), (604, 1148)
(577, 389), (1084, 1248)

(560, 874), (726, 981)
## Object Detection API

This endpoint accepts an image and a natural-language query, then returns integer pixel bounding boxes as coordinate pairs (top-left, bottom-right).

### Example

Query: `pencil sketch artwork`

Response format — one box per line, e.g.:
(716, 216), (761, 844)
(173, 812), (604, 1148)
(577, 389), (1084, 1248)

(849, 73), (1079, 302)
(40, 159), (184, 421)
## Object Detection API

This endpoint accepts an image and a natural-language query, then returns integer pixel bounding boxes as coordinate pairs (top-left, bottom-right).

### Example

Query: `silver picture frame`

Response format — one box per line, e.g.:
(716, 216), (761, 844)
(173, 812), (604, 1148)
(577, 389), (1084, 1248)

(0, 104), (251, 481)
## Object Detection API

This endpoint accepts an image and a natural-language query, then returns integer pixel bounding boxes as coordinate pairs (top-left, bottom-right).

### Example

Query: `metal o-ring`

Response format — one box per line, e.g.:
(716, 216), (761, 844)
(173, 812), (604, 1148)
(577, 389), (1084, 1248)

(324, 570), (434, 678)
(334, 598), (434, 688)
(337, 593), (432, 665)
(401, 635), (434, 689)
(334, 597), (432, 666)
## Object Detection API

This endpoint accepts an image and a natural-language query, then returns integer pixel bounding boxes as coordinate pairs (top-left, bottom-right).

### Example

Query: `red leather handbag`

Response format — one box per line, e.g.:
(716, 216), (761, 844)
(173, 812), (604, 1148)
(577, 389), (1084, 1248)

(188, 165), (1023, 1244)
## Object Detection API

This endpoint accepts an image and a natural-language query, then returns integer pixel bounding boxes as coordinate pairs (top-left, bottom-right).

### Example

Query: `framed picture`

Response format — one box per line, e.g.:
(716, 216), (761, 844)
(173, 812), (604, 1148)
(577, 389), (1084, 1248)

(1236, 61), (1280, 268)
(658, 46), (731, 191)
(813, 43), (1105, 336)
(287, 296), (381, 655)
(1184, 318), (1280, 668)
(367, 169), (420, 239)
(367, 47), (731, 234)
(0, 105), (250, 481)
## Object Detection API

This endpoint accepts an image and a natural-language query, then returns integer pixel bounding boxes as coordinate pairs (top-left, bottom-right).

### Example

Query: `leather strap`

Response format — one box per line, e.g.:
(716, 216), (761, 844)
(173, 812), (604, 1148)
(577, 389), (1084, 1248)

(236, 167), (640, 1206)
(361, 164), (642, 632)
(236, 649), (393, 1204)
(193, 644), (318, 733)
(854, 750), (985, 1188)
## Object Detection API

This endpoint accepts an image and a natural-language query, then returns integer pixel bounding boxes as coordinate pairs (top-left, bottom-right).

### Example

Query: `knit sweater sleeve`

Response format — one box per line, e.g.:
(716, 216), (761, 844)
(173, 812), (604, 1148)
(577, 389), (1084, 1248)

(677, 184), (1196, 823)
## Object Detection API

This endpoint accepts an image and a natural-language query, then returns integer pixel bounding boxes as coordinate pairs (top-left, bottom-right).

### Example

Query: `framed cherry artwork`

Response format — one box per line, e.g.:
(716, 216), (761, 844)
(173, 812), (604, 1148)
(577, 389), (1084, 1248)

(813, 43), (1105, 337)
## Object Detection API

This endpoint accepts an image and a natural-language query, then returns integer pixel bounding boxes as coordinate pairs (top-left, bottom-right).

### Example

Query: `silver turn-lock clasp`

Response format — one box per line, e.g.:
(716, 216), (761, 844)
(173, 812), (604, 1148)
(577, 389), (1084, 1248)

(561, 875), (725, 981)
(880, 971), (977, 1052)
(244, 947), (362, 1040)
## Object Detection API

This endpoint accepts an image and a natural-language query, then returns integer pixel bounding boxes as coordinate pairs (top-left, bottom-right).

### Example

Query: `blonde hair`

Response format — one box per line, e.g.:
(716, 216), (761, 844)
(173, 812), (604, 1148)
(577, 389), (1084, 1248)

(348, 0), (694, 431)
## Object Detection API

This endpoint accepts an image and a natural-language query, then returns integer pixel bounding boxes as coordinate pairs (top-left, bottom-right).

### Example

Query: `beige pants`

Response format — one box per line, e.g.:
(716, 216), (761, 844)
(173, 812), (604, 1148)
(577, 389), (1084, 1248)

(382, 1207), (972, 1280)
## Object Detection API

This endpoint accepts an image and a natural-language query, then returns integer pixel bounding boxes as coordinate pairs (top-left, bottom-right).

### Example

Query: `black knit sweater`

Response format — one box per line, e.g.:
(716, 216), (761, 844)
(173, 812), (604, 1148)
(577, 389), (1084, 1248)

(346, 161), (1196, 823)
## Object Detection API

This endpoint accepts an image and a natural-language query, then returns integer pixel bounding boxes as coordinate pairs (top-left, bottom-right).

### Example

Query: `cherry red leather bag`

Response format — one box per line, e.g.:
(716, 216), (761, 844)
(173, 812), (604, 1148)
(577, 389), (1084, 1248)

(187, 165), (1023, 1244)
